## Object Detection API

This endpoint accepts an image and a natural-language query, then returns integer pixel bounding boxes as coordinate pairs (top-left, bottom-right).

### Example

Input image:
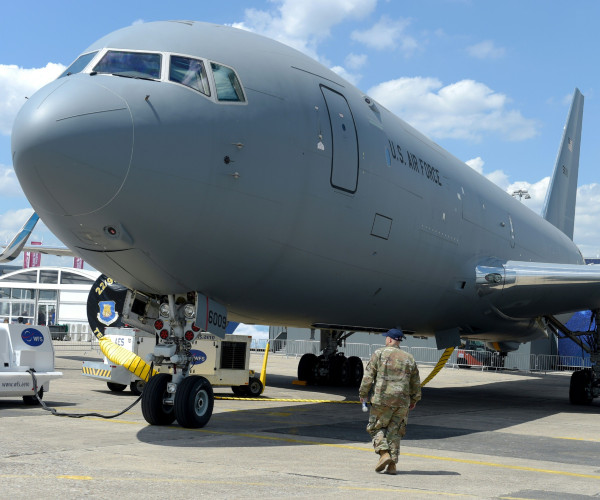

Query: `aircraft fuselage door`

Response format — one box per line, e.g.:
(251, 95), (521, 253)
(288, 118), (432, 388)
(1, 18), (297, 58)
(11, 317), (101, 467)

(320, 86), (359, 193)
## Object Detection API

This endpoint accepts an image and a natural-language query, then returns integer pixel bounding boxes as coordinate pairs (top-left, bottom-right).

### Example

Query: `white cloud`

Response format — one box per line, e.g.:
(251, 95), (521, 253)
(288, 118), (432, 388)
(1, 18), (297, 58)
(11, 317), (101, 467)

(465, 156), (484, 174)
(505, 177), (550, 215)
(0, 63), (65, 135)
(351, 15), (417, 54)
(0, 164), (24, 198)
(467, 40), (506, 60)
(345, 53), (367, 70)
(0, 208), (34, 244)
(465, 156), (510, 189)
(465, 159), (600, 256)
(233, 0), (377, 60)
(330, 65), (360, 85)
(368, 77), (539, 142)
(573, 183), (600, 257)
(234, 323), (269, 340)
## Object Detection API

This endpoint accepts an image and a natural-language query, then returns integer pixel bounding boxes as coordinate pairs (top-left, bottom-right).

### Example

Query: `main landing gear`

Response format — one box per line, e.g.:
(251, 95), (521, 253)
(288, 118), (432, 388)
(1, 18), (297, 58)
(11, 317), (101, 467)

(548, 310), (600, 405)
(297, 329), (364, 387)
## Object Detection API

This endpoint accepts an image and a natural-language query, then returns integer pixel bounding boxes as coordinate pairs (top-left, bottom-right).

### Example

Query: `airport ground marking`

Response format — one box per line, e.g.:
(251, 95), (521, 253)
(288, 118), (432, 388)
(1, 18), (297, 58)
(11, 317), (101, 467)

(215, 396), (360, 403)
(0, 473), (474, 496)
(73, 416), (600, 481)
(556, 436), (600, 443)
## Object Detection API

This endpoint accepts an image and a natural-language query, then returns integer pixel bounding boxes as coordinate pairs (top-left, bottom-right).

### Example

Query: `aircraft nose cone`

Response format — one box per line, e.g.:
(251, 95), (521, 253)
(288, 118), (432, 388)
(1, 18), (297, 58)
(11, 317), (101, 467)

(12, 78), (133, 216)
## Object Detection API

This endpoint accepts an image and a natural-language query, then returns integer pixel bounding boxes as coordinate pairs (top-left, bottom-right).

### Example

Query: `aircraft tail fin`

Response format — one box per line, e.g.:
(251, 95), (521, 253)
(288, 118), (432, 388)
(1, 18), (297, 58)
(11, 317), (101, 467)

(542, 88), (584, 240)
(0, 212), (39, 263)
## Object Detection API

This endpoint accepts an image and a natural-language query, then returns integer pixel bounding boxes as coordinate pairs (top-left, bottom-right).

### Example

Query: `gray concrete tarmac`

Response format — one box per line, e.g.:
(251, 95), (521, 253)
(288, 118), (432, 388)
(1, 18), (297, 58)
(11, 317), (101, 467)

(1, 350), (600, 499)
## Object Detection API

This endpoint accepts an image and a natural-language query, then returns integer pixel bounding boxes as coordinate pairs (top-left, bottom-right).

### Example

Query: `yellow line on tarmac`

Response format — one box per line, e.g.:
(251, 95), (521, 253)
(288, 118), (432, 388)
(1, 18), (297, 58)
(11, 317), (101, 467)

(0, 473), (473, 496)
(77, 417), (600, 480)
(556, 436), (600, 443)
(400, 451), (600, 480)
(215, 397), (360, 403)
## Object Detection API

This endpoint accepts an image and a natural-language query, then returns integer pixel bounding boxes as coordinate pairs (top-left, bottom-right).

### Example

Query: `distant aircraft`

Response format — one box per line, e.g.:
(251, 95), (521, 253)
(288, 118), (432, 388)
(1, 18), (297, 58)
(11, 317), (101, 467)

(7, 21), (599, 426)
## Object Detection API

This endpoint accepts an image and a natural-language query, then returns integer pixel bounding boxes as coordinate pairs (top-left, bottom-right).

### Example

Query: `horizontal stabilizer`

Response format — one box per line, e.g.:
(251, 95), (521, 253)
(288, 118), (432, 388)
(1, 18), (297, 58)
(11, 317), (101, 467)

(0, 212), (40, 262)
(542, 88), (584, 240)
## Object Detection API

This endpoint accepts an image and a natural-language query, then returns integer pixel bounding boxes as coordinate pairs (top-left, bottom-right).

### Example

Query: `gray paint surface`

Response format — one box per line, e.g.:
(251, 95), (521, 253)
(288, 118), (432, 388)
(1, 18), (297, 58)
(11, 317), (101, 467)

(10, 21), (600, 346)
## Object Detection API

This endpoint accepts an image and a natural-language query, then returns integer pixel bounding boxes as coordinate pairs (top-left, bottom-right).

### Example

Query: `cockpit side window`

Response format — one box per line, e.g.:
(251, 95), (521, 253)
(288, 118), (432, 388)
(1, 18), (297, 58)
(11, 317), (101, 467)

(58, 51), (99, 79)
(210, 63), (245, 102)
(169, 56), (210, 96)
(93, 51), (161, 80)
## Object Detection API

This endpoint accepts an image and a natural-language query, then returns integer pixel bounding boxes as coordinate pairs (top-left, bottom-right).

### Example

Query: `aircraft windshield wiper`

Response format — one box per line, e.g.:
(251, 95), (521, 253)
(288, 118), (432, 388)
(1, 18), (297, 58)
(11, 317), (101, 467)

(110, 72), (158, 82)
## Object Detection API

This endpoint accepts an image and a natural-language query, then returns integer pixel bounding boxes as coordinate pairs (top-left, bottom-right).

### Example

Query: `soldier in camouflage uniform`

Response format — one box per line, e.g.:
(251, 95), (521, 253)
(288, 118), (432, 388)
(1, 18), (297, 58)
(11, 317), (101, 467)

(359, 328), (421, 474)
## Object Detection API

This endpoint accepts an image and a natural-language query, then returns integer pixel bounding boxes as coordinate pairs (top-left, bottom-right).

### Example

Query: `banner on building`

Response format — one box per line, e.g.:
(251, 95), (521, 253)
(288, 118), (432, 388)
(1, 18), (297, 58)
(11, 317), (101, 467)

(23, 241), (42, 268)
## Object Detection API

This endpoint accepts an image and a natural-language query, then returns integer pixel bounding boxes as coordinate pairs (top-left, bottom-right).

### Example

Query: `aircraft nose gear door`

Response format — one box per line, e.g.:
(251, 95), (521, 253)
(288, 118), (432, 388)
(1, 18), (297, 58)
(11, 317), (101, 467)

(320, 86), (359, 193)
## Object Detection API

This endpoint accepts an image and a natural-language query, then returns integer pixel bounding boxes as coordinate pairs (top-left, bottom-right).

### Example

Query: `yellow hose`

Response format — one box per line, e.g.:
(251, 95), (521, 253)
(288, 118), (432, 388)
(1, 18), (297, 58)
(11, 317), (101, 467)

(420, 346), (454, 387)
(95, 331), (157, 382)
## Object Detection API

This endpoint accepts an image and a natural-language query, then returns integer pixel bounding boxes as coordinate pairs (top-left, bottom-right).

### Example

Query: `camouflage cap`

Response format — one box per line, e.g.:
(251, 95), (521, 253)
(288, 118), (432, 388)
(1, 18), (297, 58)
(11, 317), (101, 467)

(383, 328), (405, 340)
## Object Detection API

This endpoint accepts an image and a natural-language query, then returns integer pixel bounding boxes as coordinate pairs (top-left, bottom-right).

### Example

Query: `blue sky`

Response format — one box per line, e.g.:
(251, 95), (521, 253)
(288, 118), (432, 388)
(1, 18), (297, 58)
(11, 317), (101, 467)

(1, 0), (600, 264)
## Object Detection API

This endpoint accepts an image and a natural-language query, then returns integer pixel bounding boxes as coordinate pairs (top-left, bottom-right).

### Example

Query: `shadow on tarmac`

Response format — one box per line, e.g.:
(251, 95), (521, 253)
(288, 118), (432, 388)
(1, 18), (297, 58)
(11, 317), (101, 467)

(133, 370), (600, 467)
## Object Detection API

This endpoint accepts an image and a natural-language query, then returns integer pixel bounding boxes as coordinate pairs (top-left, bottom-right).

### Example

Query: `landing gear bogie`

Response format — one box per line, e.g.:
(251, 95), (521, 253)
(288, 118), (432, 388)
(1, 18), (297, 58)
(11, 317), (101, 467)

(297, 352), (363, 387)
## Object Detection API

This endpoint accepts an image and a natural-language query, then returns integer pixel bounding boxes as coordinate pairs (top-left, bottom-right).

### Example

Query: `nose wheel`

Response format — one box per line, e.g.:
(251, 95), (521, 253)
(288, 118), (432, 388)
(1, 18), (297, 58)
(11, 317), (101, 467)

(141, 373), (176, 425)
(174, 375), (214, 428)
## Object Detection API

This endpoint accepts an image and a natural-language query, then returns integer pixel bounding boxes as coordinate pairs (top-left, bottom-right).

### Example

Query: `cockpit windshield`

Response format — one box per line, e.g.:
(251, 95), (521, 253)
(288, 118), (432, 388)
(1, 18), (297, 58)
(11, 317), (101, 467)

(169, 56), (210, 96)
(58, 51), (98, 79)
(211, 63), (245, 102)
(93, 51), (161, 80)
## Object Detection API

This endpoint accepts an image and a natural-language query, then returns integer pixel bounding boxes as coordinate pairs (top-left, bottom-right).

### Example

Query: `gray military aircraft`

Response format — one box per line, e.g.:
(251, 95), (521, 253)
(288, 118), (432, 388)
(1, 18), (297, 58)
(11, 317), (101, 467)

(6, 21), (600, 427)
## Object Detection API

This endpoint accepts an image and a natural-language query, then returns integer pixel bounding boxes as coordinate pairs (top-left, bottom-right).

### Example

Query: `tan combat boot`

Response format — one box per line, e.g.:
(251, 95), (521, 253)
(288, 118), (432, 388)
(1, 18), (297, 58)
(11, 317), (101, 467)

(375, 451), (392, 472)
(385, 461), (396, 475)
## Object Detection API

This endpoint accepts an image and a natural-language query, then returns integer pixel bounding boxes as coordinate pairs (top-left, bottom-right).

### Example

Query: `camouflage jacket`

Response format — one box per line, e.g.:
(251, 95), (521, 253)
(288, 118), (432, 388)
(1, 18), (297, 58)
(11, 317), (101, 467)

(359, 345), (421, 408)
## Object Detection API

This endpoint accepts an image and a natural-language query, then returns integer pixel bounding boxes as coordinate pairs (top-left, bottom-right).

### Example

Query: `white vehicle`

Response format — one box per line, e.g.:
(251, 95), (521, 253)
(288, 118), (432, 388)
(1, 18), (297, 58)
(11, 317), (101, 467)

(82, 328), (261, 398)
(82, 327), (154, 395)
(0, 324), (62, 404)
(155, 332), (263, 397)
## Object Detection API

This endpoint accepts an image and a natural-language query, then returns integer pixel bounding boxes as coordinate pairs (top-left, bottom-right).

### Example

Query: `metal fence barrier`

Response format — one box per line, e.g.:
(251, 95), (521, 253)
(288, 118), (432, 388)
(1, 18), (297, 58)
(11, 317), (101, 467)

(52, 336), (590, 376)
(263, 340), (590, 375)
(52, 338), (101, 353)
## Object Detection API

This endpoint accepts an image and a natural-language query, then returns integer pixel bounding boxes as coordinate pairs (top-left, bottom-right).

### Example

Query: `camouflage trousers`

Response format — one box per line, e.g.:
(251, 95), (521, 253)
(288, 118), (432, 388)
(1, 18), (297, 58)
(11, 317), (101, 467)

(366, 404), (409, 463)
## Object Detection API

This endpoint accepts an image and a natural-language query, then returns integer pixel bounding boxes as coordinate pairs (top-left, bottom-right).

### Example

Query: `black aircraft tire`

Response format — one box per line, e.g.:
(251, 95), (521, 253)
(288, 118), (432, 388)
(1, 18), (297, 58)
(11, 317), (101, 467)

(141, 374), (176, 425)
(569, 369), (593, 405)
(175, 375), (214, 428)
(329, 354), (348, 386)
(298, 353), (318, 384)
(107, 382), (127, 392)
(347, 356), (364, 387)
(130, 380), (145, 395)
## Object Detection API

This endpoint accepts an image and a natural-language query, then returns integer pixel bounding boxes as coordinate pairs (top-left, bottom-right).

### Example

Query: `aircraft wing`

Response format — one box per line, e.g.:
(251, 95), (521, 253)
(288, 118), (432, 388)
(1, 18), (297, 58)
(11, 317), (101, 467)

(0, 212), (40, 262)
(0, 212), (75, 262)
(21, 245), (75, 257)
(477, 259), (600, 319)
